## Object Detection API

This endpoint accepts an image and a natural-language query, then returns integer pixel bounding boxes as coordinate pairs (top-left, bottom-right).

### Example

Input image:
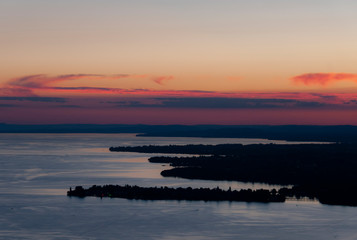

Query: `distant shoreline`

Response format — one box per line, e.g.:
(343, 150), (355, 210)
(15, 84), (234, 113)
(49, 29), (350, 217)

(1, 124), (357, 142)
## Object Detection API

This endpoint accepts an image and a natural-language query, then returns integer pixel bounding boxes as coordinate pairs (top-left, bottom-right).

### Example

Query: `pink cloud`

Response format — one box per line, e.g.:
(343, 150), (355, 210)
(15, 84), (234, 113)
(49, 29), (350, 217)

(3, 74), (357, 107)
(152, 76), (174, 85)
(0, 74), (133, 97)
(291, 73), (357, 86)
(7, 74), (130, 88)
(3, 74), (174, 95)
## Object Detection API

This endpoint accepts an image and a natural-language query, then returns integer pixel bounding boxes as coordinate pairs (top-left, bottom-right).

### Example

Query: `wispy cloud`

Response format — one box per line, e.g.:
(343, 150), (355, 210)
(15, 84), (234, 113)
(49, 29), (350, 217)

(291, 73), (357, 86)
(0, 74), (134, 97)
(7, 74), (130, 89)
(3, 74), (357, 111)
(1, 74), (177, 96)
(0, 87), (36, 97)
(152, 76), (174, 85)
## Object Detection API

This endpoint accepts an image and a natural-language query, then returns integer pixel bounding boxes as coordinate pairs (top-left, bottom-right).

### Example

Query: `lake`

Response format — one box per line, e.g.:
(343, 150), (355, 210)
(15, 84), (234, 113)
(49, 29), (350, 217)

(0, 134), (356, 240)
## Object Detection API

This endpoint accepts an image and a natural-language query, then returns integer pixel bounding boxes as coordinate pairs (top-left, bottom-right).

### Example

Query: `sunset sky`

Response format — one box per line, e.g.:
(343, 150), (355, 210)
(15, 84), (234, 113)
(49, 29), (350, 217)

(1, 0), (357, 124)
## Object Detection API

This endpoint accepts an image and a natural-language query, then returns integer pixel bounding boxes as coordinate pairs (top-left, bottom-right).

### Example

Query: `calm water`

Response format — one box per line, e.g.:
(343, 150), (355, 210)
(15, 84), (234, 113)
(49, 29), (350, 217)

(0, 134), (356, 240)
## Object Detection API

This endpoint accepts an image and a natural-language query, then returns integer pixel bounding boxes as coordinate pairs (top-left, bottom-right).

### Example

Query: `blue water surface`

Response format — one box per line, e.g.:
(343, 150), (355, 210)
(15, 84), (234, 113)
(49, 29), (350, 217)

(0, 134), (355, 240)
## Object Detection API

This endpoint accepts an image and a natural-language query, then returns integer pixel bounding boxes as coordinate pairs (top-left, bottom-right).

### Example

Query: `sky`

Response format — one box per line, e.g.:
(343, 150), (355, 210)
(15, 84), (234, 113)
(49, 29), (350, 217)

(1, 0), (357, 125)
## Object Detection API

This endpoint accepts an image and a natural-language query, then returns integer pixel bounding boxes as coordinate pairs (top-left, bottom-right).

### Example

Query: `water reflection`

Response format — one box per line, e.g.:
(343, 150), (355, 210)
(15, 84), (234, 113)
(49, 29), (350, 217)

(1, 133), (296, 195)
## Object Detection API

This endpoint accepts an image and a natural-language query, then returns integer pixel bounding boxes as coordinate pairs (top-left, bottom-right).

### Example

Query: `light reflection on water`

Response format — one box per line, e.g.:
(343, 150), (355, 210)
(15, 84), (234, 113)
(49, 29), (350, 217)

(0, 133), (355, 240)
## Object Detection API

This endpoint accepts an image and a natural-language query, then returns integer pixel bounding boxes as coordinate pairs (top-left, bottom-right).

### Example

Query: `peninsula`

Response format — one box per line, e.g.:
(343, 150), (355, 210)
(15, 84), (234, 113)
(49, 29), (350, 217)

(109, 143), (357, 206)
(67, 185), (285, 203)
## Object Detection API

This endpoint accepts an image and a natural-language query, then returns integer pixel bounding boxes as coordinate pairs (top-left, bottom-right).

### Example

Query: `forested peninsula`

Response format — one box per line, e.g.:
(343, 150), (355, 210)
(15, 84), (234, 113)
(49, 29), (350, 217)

(67, 185), (285, 203)
(109, 143), (357, 206)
